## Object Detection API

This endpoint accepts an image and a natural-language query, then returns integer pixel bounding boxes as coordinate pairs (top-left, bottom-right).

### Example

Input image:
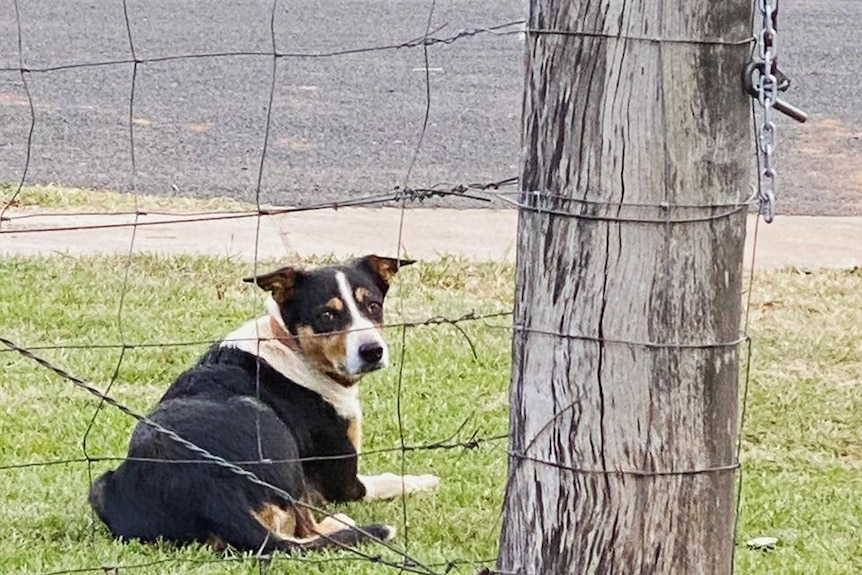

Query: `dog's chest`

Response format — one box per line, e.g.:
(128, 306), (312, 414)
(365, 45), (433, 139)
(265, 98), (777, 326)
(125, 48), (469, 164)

(220, 316), (363, 422)
(346, 417), (362, 454)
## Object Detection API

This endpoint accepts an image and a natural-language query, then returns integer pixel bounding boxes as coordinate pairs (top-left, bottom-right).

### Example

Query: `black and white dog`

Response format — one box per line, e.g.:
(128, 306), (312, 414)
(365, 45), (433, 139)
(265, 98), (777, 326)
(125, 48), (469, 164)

(89, 255), (439, 552)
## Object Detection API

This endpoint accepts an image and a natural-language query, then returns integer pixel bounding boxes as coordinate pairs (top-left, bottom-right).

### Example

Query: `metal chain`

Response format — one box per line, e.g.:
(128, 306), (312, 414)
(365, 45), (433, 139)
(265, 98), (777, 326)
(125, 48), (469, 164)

(755, 0), (780, 223)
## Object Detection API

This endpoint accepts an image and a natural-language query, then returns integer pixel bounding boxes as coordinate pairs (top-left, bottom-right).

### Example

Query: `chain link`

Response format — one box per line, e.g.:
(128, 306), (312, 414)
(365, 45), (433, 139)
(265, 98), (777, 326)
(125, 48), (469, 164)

(755, 0), (780, 223)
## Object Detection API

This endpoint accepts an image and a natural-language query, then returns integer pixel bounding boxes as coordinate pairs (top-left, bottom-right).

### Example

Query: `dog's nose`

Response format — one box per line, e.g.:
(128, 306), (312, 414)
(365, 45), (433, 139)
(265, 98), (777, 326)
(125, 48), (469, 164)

(358, 342), (384, 364)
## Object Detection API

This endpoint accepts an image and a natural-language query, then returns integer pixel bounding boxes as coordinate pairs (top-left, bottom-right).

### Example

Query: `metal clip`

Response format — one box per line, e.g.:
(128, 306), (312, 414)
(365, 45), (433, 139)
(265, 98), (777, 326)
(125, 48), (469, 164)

(743, 61), (808, 123)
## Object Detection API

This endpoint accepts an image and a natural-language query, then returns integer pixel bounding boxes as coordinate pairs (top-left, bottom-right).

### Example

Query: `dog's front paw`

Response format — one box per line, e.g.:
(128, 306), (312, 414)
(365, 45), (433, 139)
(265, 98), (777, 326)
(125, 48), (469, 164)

(358, 472), (441, 500)
(402, 473), (440, 494)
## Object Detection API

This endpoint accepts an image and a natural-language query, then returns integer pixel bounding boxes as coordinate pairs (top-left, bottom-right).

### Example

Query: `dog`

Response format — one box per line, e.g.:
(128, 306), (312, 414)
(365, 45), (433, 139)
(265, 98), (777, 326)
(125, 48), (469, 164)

(89, 255), (440, 553)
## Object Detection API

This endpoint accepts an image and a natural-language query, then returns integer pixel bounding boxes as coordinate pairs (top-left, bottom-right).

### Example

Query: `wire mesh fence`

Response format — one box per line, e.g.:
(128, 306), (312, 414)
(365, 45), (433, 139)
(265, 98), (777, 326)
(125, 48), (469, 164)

(0, 1), (787, 574)
(0, 1), (528, 574)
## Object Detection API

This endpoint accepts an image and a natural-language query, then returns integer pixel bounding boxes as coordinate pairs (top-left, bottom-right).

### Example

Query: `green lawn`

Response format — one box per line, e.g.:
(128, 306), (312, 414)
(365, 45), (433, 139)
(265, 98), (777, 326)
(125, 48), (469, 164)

(0, 255), (859, 574)
(1, 182), (254, 212)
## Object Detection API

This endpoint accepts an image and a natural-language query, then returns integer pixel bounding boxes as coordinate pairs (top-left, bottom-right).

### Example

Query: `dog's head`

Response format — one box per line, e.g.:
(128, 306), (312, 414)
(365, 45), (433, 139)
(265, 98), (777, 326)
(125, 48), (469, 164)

(244, 255), (414, 386)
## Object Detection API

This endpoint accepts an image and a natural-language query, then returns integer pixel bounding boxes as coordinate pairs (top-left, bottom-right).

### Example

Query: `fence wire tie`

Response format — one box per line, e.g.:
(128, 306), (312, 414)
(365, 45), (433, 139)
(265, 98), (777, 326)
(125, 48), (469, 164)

(524, 27), (754, 47)
(512, 451), (740, 478)
(502, 190), (753, 224)
(512, 325), (747, 350)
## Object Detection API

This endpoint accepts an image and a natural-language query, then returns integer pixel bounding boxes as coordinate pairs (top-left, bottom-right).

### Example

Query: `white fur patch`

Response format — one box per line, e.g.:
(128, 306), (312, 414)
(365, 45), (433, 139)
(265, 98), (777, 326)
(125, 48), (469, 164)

(357, 473), (441, 500)
(334, 271), (389, 375)
(220, 306), (361, 422)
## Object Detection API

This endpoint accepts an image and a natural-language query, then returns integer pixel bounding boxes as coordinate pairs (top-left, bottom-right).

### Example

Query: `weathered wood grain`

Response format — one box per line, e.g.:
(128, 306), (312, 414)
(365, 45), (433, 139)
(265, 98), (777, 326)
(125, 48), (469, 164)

(497, 1), (751, 573)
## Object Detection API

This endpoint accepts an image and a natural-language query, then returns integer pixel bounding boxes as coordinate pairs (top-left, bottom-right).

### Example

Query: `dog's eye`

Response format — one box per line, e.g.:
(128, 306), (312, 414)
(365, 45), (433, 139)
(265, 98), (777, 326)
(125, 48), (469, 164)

(366, 301), (382, 315)
(319, 310), (337, 323)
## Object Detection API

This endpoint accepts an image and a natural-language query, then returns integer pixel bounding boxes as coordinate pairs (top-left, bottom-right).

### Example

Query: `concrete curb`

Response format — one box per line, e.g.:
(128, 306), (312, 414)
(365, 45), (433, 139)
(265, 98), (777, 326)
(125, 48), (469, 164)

(0, 211), (287, 261)
(2, 209), (861, 269)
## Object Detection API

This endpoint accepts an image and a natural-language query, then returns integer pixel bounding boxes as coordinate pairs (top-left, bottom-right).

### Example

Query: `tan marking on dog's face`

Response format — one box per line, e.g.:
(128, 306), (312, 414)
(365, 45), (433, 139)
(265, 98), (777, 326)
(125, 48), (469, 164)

(354, 287), (370, 304)
(353, 287), (384, 326)
(326, 297), (344, 311)
(296, 325), (349, 380)
(347, 418), (362, 454)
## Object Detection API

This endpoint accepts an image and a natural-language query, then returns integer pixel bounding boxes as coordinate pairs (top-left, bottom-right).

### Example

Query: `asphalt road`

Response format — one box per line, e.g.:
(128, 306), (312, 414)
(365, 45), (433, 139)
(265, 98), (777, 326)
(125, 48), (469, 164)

(0, 1), (858, 214)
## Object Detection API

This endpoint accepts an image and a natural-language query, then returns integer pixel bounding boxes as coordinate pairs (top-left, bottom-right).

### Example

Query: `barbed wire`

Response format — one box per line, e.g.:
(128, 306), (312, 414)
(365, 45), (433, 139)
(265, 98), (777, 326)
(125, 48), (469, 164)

(0, 183), (508, 233)
(510, 325), (748, 350)
(3, 175), (769, 233)
(2, 177), (771, 234)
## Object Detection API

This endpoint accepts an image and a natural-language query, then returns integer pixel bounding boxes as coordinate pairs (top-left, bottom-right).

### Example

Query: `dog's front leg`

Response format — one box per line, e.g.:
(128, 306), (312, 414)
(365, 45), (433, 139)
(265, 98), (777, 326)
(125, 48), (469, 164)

(357, 472), (440, 501)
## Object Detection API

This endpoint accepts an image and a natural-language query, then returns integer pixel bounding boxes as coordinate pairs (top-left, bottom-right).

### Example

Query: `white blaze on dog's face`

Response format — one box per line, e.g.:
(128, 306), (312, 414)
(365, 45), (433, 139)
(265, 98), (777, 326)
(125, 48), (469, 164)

(247, 255), (413, 386)
(334, 271), (389, 376)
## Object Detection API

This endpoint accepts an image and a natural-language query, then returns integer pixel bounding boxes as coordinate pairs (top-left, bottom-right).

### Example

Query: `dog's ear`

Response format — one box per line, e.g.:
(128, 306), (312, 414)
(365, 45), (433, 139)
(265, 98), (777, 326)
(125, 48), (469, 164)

(353, 255), (415, 296)
(243, 267), (303, 303)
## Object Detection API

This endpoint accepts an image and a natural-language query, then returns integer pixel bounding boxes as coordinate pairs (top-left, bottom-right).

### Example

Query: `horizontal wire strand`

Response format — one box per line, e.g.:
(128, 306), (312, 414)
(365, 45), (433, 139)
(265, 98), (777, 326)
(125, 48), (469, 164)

(0, 182), (501, 233)
(511, 451), (740, 477)
(0, 310), (513, 353)
(524, 27), (755, 46)
(0, 20), (526, 74)
(0, 433), (509, 472)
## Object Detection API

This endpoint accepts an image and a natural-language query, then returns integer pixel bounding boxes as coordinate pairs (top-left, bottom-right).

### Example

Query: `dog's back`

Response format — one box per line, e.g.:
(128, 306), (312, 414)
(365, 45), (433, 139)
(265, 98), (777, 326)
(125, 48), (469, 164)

(91, 391), (303, 544)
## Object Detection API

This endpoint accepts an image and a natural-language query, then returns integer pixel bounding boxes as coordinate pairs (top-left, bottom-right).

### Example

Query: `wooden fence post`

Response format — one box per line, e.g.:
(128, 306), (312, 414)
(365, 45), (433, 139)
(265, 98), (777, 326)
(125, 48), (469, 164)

(497, 1), (751, 573)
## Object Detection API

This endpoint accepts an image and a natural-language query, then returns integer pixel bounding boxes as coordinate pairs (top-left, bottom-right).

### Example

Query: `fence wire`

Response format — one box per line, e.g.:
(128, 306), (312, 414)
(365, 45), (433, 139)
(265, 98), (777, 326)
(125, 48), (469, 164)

(0, 2), (521, 574)
(0, 2), (767, 575)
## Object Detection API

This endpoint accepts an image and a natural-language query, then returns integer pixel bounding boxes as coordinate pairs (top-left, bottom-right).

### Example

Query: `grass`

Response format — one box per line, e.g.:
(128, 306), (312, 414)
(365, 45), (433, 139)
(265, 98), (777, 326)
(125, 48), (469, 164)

(736, 268), (862, 574)
(0, 254), (859, 574)
(1, 182), (255, 212)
